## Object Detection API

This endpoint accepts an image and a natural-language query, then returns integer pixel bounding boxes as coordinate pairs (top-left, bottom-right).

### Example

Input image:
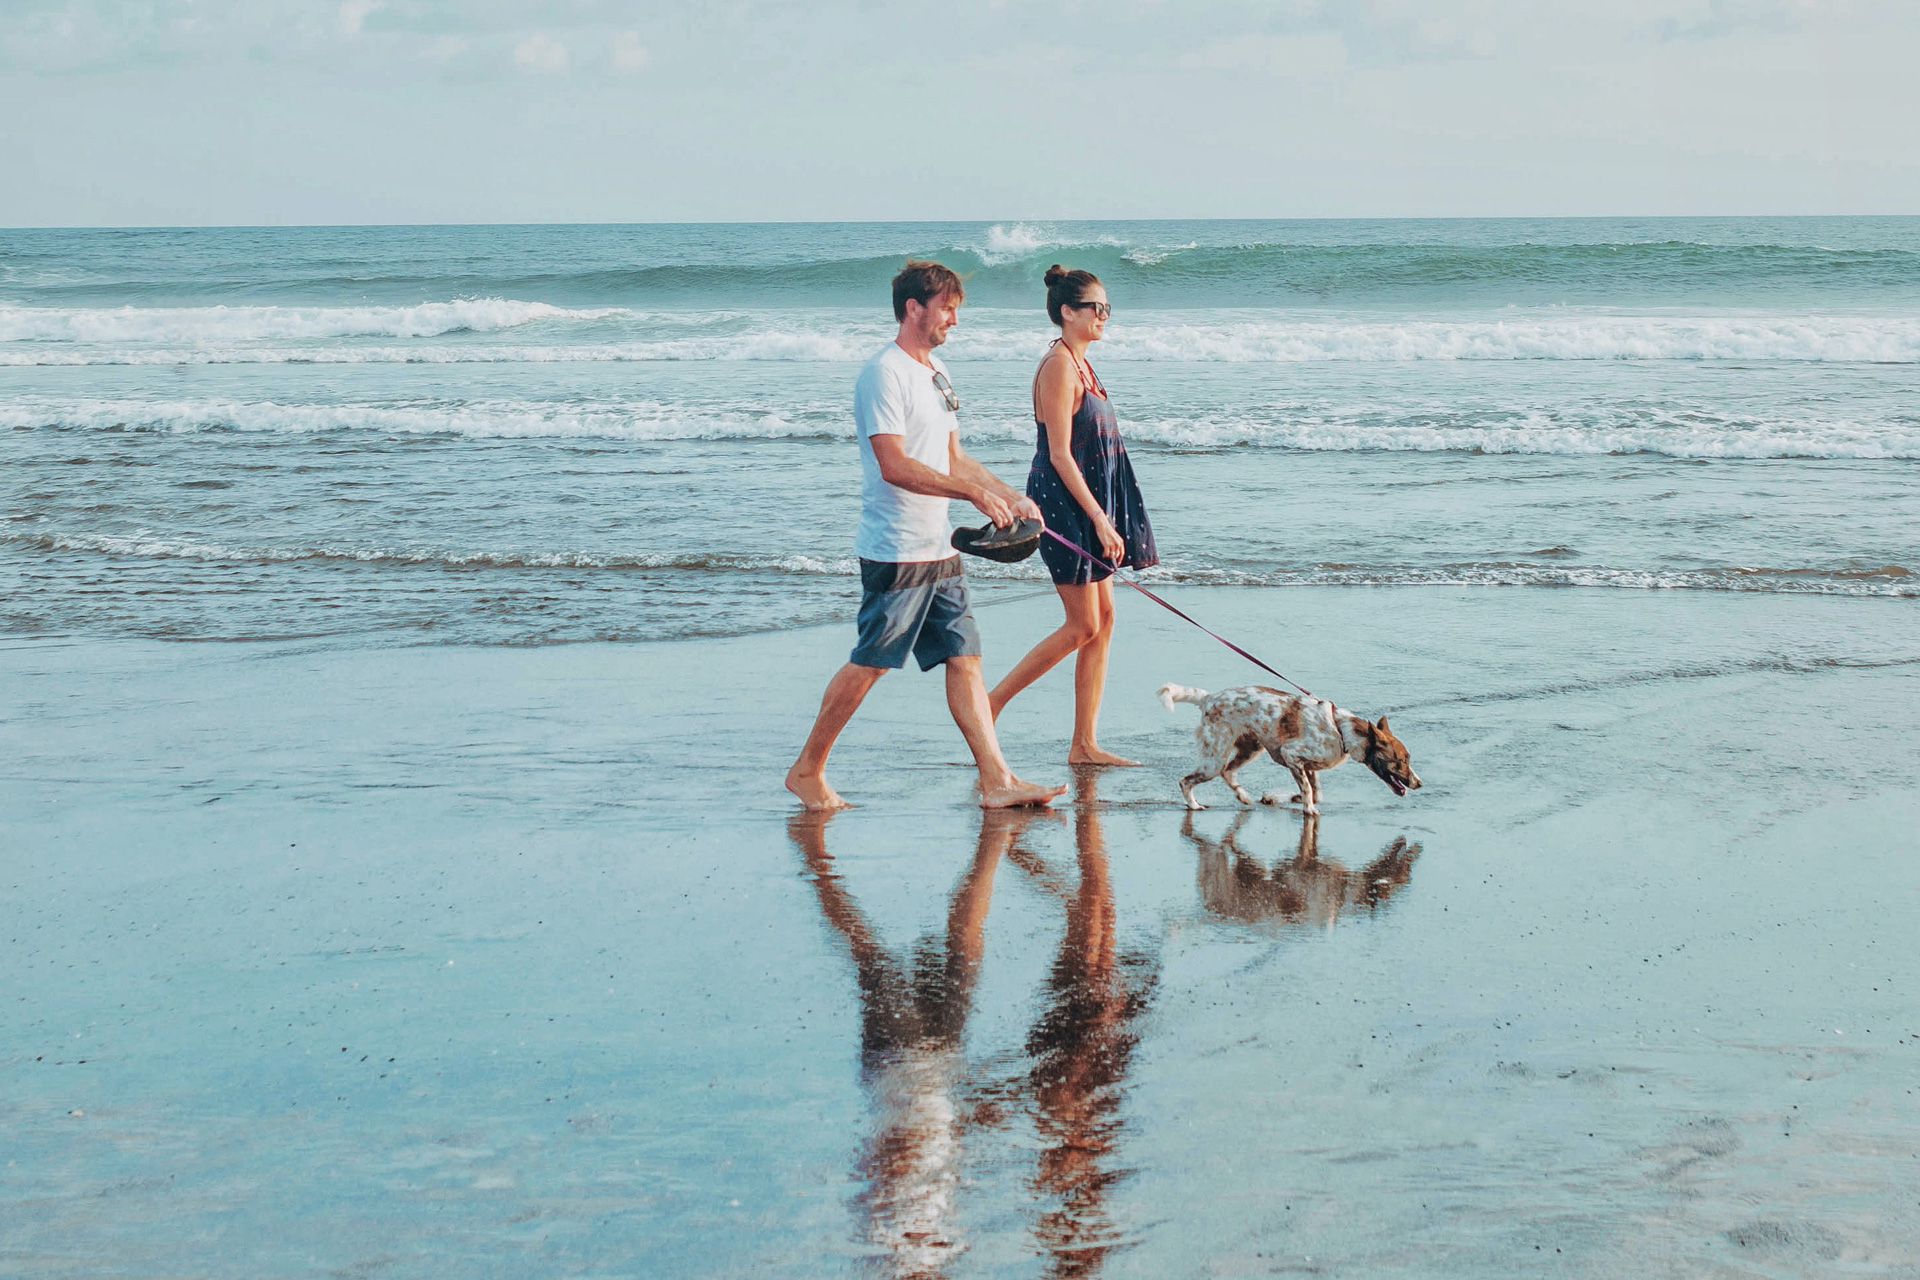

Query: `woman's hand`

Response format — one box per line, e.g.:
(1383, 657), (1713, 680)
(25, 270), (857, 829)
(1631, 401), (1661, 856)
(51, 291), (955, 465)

(1094, 515), (1125, 564)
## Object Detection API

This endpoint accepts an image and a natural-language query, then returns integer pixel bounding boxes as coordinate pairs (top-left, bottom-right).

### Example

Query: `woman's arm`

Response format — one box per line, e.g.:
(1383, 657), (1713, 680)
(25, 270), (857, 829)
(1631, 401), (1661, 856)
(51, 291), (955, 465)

(1036, 352), (1125, 561)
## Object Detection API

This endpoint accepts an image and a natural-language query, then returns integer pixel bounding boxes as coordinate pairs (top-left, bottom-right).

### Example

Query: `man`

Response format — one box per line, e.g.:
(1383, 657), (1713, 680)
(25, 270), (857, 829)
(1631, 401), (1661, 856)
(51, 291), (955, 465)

(785, 261), (1065, 811)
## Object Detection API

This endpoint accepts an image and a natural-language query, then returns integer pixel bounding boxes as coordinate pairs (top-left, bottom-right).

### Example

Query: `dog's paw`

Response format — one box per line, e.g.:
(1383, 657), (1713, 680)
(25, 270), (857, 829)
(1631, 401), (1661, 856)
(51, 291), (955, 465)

(1183, 799), (1207, 811)
(1260, 791), (1300, 807)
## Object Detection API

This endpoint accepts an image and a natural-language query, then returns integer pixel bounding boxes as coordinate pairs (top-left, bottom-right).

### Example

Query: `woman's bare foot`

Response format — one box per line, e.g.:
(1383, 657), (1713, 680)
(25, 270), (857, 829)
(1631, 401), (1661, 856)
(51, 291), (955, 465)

(785, 764), (851, 811)
(1068, 745), (1140, 767)
(979, 777), (1068, 808)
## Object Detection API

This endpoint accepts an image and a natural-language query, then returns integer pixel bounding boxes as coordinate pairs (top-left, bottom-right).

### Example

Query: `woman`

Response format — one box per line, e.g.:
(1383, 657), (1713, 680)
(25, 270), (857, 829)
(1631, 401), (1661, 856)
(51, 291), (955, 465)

(989, 266), (1157, 765)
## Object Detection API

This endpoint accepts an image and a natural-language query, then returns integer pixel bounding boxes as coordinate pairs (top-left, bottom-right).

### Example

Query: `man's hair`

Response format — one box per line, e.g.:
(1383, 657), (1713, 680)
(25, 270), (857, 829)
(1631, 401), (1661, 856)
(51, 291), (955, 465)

(892, 260), (965, 322)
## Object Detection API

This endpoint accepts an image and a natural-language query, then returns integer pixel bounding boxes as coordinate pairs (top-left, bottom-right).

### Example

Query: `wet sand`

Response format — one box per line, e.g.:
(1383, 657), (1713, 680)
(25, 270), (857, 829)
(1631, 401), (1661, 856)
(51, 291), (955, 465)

(5, 585), (1919, 1277)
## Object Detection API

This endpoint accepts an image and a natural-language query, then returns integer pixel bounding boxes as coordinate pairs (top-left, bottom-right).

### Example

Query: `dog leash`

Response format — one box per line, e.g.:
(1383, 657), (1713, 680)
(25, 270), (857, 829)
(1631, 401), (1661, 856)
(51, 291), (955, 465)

(1040, 528), (1318, 701)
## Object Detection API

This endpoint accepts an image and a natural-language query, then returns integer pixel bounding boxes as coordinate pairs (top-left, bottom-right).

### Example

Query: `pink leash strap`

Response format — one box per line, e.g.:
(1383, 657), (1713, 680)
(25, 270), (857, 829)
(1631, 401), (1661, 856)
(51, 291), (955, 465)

(1040, 528), (1316, 700)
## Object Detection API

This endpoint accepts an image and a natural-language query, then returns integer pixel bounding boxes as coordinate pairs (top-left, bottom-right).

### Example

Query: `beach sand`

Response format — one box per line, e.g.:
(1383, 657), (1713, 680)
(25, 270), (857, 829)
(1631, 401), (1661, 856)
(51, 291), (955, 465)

(5, 584), (1919, 1277)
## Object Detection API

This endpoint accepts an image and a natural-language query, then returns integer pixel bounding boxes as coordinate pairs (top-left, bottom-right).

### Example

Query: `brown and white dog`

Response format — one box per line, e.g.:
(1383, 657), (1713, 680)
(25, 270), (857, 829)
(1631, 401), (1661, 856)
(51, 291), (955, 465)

(1158, 683), (1422, 813)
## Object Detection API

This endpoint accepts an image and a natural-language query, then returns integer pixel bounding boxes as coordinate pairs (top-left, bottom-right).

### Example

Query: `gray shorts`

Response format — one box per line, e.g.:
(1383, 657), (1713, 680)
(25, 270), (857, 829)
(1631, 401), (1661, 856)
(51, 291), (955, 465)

(850, 556), (982, 671)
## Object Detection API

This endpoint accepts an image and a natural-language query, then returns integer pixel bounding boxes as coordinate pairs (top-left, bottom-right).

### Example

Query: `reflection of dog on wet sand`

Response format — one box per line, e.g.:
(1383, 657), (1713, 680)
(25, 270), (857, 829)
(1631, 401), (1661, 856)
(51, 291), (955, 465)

(1158, 683), (1422, 813)
(1185, 811), (1420, 928)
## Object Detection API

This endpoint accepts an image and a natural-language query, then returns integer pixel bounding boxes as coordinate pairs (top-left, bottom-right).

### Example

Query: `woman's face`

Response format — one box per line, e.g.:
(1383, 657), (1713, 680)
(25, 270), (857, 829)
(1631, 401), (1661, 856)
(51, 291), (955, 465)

(1067, 284), (1109, 342)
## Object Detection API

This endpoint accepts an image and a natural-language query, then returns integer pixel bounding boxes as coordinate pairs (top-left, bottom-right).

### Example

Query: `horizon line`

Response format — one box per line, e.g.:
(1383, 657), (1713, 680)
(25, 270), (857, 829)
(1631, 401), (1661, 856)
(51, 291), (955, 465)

(4, 212), (1919, 233)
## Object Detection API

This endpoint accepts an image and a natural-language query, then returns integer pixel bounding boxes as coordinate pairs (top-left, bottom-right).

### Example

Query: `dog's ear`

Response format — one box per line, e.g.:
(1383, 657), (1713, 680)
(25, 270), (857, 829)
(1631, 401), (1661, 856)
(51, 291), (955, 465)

(1376, 715), (1390, 734)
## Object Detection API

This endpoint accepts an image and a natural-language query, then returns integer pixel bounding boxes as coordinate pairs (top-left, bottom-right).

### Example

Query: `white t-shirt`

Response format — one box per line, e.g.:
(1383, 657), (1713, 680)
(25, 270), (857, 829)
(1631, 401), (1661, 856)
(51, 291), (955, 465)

(853, 342), (960, 563)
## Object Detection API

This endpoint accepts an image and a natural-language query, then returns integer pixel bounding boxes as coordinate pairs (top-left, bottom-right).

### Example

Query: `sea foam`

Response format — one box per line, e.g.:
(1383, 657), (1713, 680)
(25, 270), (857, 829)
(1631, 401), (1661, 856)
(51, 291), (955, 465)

(6, 306), (1918, 365)
(0, 299), (619, 345)
(0, 397), (840, 441)
(9, 395), (1917, 458)
(4, 529), (857, 575)
(12, 529), (1910, 597)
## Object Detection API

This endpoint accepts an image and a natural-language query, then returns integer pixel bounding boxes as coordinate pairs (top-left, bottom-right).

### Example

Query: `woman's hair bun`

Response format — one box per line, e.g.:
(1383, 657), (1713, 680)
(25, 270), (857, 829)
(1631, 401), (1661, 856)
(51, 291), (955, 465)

(1043, 264), (1068, 287)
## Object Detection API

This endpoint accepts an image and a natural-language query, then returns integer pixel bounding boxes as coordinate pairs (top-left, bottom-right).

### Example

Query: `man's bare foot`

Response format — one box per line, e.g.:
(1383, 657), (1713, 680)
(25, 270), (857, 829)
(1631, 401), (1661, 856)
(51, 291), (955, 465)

(1068, 745), (1141, 767)
(979, 777), (1068, 809)
(785, 764), (851, 811)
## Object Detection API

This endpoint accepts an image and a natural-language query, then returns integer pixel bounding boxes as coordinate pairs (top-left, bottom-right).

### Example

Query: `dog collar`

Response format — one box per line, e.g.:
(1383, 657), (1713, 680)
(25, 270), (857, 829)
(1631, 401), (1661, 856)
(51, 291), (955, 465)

(1324, 700), (1350, 755)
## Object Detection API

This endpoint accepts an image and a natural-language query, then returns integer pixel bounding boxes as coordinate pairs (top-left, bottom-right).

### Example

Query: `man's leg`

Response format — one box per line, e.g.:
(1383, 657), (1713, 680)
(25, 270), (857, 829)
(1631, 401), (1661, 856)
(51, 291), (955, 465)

(786, 662), (887, 810)
(944, 656), (1067, 809)
(789, 558), (927, 809)
(915, 573), (1065, 809)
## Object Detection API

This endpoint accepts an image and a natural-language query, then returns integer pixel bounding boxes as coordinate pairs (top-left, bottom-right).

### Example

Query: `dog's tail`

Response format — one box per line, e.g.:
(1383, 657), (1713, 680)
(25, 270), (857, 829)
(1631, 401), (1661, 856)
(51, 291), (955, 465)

(1157, 683), (1209, 712)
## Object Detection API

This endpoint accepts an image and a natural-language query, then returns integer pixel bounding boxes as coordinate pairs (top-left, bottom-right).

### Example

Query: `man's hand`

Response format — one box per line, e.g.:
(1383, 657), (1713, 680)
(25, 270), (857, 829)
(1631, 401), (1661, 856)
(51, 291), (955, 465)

(970, 485), (1015, 528)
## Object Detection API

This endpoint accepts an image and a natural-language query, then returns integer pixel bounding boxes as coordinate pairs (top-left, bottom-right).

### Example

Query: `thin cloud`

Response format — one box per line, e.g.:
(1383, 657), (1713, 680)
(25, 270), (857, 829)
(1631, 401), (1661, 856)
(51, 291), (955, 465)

(1176, 31), (1348, 79)
(512, 31), (566, 73)
(338, 0), (379, 37)
(610, 30), (649, 72)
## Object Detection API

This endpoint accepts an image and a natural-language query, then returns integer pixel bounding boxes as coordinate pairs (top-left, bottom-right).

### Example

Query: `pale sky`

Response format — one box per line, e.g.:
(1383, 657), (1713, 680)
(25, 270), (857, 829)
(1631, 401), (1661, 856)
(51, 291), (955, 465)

(2, 0), (1916, 226)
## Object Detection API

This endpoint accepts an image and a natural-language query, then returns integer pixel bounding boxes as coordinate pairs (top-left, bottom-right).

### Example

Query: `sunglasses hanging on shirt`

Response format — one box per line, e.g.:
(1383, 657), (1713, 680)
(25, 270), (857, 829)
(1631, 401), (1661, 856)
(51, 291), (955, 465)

(931, 369), (959, 412)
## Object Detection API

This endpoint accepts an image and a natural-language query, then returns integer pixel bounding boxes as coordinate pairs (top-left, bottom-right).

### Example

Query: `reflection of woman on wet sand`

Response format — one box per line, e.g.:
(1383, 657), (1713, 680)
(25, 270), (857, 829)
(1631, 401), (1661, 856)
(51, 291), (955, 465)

(1185, 810), (1420, 929)
(788, 810), (1038, 1277)
(1015, 773), (1159, 1278)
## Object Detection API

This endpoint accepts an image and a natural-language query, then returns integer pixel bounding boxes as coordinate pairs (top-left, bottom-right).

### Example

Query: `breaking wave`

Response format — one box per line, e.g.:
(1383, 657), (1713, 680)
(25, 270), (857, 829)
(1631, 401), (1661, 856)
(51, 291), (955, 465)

(0, 298), (618, 345)
(7, 307), (1920, 365)
(11, 529), (1911, 597)
(1113, 411), (1920, 458)
(0, 397), (846, 441)
(2, 530), (858, 574)
(1091, 314), (1920, 363)
(9, 221), (1920, 312)
(9, 395), (1918, 457)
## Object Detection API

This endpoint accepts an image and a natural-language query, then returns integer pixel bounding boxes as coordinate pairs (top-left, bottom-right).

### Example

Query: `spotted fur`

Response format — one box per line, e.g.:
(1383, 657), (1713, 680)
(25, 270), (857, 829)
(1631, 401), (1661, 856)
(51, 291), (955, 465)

(1157, 683), (1422, 813)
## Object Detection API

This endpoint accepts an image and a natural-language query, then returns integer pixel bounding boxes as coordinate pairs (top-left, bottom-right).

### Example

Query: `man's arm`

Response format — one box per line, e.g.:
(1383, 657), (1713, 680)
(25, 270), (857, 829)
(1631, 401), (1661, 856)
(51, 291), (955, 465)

(871, 432), (1029, 527)
(949, 435), (1043, 525)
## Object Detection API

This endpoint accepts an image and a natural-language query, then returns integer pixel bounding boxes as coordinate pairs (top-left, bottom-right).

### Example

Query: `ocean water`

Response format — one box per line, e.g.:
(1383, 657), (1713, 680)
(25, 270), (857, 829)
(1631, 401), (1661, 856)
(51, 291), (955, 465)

(3, 217), (1918, 645)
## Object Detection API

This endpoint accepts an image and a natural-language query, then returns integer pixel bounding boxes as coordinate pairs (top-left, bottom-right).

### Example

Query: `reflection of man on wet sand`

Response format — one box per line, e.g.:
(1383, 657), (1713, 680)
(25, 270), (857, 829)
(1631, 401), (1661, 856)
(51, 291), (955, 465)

(1184, 811), (1420, 928)
(789, 809), (1039, 1276)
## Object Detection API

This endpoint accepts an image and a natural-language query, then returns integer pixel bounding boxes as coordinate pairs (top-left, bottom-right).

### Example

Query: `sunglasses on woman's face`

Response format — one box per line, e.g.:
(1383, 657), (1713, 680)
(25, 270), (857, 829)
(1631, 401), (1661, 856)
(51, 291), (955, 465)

(1072, 301), (1112, 321)
(931, 369), (960, 412)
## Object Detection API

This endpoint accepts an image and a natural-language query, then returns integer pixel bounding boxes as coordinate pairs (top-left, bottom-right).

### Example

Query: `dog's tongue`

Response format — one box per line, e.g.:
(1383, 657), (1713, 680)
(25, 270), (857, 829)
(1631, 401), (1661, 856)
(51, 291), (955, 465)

(1389, 779), (1408, 796)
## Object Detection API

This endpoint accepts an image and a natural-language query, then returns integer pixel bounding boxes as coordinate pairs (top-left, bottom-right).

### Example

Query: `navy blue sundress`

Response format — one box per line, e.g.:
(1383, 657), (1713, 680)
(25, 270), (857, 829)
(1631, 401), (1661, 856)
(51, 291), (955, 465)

(1028, 351), (1158, 586)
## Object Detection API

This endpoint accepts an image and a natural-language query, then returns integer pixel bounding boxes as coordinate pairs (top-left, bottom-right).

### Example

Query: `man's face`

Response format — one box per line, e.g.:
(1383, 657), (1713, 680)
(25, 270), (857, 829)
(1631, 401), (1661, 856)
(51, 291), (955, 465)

(906, 291), (962, 347)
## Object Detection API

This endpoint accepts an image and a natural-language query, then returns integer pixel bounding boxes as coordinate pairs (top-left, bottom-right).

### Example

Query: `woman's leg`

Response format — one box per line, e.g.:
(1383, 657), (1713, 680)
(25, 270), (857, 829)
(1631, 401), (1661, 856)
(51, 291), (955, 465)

(988, 583), (1102, 721)
(1069, 579), (1138, 766)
